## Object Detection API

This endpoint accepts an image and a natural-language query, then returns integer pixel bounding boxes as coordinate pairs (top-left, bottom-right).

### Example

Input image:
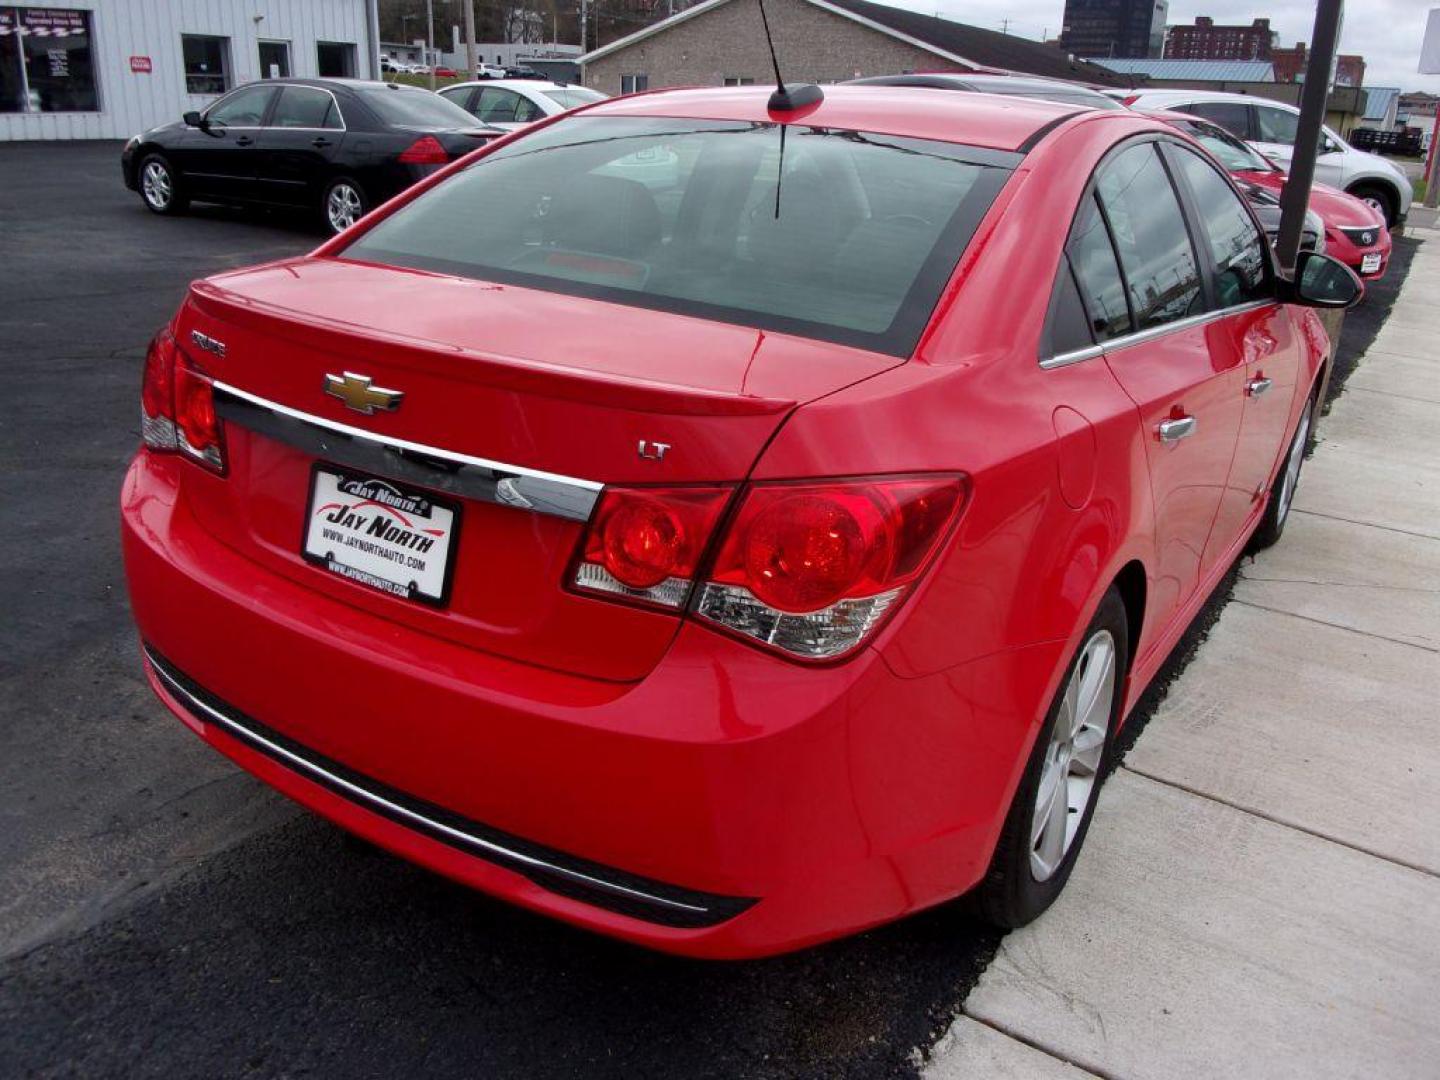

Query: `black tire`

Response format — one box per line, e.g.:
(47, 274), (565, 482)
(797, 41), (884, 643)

(974, 588), (1129, 929)
(321, 176), (368, 235)
(1346, 182), (1397, 228)
(137, 152), (188, 215)
(1249, 386), (1319, 552)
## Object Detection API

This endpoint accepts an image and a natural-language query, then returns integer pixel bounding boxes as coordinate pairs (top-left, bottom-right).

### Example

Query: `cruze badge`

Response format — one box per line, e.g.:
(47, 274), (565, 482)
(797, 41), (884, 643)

(324, 372), (404, 415)
(190, 329), (226, 358)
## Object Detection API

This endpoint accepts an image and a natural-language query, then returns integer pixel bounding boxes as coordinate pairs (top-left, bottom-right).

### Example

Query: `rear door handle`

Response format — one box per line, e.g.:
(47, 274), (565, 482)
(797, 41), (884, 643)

(1157, 416), (1198, 443)
(235, 135), (255, 147)
(311, 137), (332, 148)
(1246, 376), (1274, 398)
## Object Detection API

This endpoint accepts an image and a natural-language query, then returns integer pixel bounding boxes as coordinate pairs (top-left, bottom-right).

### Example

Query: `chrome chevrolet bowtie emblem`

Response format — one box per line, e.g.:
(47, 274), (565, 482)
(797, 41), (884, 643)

(324, 372), (404, 415)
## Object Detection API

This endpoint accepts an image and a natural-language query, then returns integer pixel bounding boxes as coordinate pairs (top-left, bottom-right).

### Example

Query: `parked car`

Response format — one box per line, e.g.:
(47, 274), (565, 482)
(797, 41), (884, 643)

(437, 78), (607, 129)
(847, 72), (1126, 110)
(122, 78), (503, 235)
(433, 66), (459, 78)
(1143, 109), (1391, 279)
(504, 66), (545, 80)
(1121, 89), (1413, 227)
(475, 63), (508, 79)
(123, 85), (1360, 958)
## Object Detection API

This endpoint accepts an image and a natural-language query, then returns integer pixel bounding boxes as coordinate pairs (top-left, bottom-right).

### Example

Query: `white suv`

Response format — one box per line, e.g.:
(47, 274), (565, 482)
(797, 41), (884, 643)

(1124, 89), (1413, 227)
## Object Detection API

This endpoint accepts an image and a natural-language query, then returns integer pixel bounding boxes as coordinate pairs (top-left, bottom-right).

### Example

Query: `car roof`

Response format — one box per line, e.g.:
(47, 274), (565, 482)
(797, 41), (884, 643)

(1127, 88), (1299, 112)
(438, 79), (575, 92)
(850, 72), (1121, 108)
(579, 84), (1086, 152)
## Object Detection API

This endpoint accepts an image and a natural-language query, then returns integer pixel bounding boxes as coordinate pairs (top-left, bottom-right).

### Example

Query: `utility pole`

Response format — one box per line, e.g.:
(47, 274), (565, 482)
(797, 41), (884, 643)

(999, 18), (1010, 34)
(463, 0), (477, 78)
(1274, 0), (1343, 274)
(426, 0), (436, 89)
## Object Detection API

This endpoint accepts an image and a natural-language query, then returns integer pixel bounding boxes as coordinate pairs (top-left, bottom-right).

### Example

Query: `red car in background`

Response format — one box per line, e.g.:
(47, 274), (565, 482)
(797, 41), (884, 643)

(1143, 110), (1392, 280)
(123, 85), (1361, 958)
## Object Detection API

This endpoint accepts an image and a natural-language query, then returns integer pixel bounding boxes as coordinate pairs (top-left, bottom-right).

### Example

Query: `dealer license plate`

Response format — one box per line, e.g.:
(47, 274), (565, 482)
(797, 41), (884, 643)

(1361, 252), (1382, 274)
(303, 467), (459, 606)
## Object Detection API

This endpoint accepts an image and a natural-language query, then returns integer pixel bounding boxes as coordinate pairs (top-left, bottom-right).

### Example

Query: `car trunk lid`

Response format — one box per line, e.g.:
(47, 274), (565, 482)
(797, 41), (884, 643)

(171, 256), (900, 681)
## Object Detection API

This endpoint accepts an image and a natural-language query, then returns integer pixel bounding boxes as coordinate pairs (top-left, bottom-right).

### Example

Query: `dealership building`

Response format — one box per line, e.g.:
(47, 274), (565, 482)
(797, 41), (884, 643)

(0, 0), (380, 141)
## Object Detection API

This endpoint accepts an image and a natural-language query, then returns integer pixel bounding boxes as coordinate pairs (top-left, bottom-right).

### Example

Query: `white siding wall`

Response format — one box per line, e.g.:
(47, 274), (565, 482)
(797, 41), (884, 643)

(1, 0), (375, 141)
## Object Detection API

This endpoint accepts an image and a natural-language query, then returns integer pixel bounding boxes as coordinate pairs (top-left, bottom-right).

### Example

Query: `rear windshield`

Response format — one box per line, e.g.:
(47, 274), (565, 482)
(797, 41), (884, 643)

(538, 86), (607, 108)
(356, 86), (483, 128)
(341, 116), (1017, 355)
(1168, 118), (1275, 173)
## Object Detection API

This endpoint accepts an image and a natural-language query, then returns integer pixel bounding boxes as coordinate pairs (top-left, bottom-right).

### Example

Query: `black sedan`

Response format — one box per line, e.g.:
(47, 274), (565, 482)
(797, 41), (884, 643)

(122, 78), (502, 234)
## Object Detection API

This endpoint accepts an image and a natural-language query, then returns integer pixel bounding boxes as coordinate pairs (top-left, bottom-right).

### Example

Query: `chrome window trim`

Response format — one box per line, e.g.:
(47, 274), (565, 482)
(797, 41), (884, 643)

(211, 381), (602, 523)
(1039, 299), (1276, 370)
(143, 647), (714, 918)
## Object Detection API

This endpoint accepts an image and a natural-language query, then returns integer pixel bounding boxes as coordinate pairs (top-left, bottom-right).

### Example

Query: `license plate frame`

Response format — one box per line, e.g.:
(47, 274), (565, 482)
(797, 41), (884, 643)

(302, 465), (461, 608)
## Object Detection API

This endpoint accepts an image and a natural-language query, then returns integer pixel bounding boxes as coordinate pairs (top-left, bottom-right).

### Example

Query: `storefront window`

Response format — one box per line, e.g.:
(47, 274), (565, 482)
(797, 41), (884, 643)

(0, 10), (22, 112)
(0, 7), (99, 113)
(182, 34), (230, 95)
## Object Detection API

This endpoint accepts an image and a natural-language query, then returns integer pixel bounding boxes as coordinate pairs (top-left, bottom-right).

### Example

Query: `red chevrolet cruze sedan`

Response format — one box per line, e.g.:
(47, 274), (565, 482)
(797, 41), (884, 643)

(122, 85), (1360, 958)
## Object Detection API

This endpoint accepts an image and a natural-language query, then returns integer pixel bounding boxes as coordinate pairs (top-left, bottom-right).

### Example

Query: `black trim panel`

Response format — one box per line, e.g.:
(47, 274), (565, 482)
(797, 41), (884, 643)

(144, 646), (758, 929)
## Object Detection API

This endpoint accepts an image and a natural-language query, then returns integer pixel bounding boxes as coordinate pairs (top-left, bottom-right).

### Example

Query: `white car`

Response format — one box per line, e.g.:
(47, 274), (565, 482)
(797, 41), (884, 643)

(1123, 89), (1413, 227)
(436, 79), (608, 131)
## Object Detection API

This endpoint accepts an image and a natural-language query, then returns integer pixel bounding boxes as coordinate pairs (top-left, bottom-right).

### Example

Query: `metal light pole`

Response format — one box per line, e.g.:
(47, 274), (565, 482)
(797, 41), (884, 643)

(580, 0), (588, 53)
(1274, 0), (1343, 275)
(464, 0), (477, 78)
(427, 0), (436, 90)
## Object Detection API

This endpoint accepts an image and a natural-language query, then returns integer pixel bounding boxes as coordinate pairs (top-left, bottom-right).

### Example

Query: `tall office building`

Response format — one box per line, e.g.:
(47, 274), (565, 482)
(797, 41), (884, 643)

(1060, 0), (1168, 60)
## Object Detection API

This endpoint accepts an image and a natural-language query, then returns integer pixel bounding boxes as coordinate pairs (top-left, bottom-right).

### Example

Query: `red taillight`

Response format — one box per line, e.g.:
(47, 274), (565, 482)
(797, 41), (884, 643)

(138, 328), (225, 473)
(173, 358), (225, 472)
(698, 476), (966, 660)
(572, 487), (733, 608)
(398, 135), (449, 164)
(569, 475), (966, 661)
(141, 331), (178, 451)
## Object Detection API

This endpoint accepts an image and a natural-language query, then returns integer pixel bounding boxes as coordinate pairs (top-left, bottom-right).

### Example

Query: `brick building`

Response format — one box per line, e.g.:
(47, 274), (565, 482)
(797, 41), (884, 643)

(1164, 17), (1273, 61)
(580, 0), (1128, 97)
(1271, 41), (1365, 87)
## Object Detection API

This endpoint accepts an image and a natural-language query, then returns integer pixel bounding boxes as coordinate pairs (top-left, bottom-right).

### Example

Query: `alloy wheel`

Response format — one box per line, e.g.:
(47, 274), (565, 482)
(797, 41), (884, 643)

(327, 183), (363, 232)
(1276, 403), (1312, 526)
(1030, 628), (1116, 882)
(142, 161), (172, 210)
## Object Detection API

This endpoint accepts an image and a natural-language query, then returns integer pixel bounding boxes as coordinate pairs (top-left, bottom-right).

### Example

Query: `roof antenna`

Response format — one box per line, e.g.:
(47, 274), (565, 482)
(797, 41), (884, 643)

(756, 0), (823, 111)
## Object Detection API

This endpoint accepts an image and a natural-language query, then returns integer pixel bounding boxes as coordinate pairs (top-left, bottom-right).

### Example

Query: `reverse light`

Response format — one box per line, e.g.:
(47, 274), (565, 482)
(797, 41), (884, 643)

(139, 329), (225, 473)
(571, 487), (733, 609)
(398, 135), (449, 164)
(696, 476), (966, 660)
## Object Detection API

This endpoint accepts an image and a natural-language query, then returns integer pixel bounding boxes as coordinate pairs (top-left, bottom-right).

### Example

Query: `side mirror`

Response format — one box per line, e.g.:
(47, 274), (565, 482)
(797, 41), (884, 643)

(1290, 250), (1363, 309)
(182, 110), (204, 128)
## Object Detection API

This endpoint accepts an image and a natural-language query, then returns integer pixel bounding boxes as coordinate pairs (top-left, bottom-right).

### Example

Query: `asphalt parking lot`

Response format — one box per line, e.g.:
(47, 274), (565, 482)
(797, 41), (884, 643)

(0, 140), (1419, 1079)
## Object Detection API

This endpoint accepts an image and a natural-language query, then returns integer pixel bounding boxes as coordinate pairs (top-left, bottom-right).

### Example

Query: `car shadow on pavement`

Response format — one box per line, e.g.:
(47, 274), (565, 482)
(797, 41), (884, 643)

(0, 813), (1000, 1080)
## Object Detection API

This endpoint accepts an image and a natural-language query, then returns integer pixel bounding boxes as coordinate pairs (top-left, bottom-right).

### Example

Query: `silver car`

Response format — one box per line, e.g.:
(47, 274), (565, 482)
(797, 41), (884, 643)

(1122, 89), (1413, 227)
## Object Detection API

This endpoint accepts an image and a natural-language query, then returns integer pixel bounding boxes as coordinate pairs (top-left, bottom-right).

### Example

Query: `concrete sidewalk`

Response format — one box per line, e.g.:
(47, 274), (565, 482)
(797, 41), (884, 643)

(926, 236), (1440, 1079)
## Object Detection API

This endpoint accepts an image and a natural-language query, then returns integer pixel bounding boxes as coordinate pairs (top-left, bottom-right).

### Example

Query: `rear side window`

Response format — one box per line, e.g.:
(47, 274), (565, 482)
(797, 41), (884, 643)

(270, 86), (341, 129)
(1042, 258), (1095, 357)
(1254, 105), (1300, 145)
(539, 86), (606, 108)
(1094, 144), (1203, 331)
(1166, 146), (1270, 308)
(1180, 101), (1252, 140)
(1067, 193), (1132, 340)
(341, 116), (1017, 356)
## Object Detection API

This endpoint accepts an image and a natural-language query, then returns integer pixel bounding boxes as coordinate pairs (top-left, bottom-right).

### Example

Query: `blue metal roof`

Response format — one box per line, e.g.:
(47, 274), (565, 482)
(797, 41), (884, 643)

(1363, 86), (1400, 121)
(1093, 59), (1276, 83)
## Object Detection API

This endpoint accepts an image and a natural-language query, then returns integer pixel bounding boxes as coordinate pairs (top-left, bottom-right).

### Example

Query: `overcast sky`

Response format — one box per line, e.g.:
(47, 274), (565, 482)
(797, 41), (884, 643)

(881, 1), (1440, 93)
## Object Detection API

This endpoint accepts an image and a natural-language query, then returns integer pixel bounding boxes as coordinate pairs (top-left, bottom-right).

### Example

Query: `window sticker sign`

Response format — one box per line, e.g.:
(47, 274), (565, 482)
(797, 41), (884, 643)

(20, 8), (88, 36)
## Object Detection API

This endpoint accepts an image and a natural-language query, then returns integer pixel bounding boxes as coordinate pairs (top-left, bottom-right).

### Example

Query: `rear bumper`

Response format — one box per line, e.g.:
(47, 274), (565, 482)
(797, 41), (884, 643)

(122, 450), (1059, 957)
